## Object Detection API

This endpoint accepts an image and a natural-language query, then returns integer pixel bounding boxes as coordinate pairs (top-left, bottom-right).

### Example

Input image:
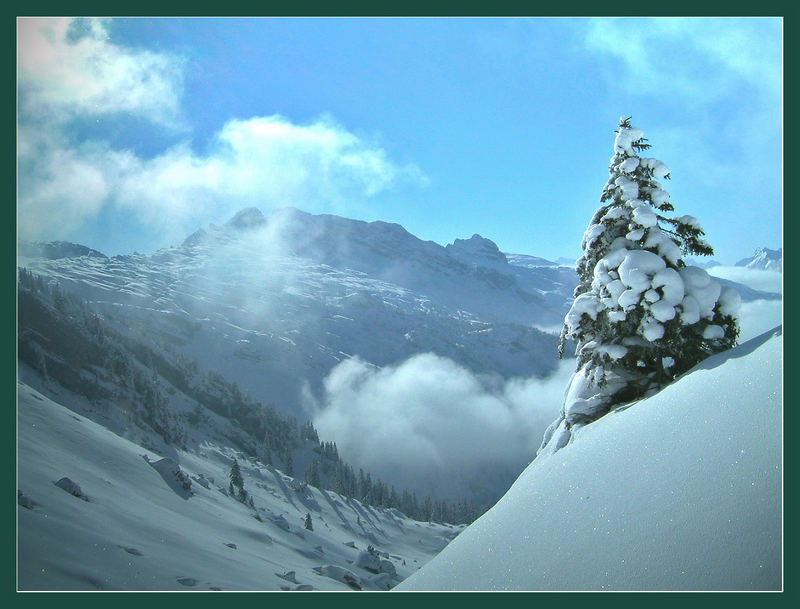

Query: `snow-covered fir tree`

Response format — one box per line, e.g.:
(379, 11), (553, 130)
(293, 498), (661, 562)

(540, 117), (740, 455)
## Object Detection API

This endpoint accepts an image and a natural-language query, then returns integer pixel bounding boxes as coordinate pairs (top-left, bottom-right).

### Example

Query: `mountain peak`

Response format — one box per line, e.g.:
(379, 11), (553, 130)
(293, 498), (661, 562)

(445, 234), (507, 266)
(224, 207), (267, 230)
(735, 247), (782, 271)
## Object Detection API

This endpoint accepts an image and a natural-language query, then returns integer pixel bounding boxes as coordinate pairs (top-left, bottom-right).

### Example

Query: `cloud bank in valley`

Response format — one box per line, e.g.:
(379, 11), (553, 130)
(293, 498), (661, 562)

(708, 266), (782, 295)
(735, 299), (782, 344)
(312, 353), (572, 502)
(310, 263), (782, 503)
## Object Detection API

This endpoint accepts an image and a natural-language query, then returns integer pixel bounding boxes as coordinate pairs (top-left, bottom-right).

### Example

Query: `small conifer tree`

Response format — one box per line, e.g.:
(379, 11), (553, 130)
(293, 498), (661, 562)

(229, 458), (244, 499)
(541, 117), (740, 454)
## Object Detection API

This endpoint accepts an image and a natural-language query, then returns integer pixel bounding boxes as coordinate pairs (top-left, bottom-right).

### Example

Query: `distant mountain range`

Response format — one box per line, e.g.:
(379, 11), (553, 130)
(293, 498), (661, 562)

(18, 208), (574, 414)
(17, 208), (780, 416)
(17, 208), (580, 507)
(735, 247), (782, 272)
(685, 246), (783, 272)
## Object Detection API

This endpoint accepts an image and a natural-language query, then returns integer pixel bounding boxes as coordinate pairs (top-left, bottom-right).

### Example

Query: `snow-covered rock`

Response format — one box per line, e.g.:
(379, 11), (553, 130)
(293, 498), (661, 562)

(312, 564), (362, 590)
(379, 558), (397, 576)
(54, 477), (89, 501)
(18, 490), (36, 510)
(355, 549), (382, 573)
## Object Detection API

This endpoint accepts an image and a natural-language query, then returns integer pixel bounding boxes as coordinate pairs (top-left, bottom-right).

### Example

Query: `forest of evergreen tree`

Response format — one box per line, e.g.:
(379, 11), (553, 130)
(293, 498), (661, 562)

(17, 268), (482, 524)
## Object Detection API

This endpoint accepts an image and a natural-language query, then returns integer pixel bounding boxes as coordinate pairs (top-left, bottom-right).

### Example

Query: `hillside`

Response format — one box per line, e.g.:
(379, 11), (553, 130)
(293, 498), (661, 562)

(17, 208), (576, 506)
(18, 207), (570, 417)
(17, 379), (459, 590)
(399, 327), (782, 591)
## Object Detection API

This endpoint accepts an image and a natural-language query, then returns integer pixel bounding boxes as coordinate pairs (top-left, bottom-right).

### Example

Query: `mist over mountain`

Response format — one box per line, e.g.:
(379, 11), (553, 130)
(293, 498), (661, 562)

(19, 207), (568, 403)
(18, 207), (579, 503)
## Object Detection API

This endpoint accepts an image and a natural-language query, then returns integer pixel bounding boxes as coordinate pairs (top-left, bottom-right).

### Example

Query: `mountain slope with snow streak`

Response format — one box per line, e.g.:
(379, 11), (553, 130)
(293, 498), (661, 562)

(18, 208), (570, 418)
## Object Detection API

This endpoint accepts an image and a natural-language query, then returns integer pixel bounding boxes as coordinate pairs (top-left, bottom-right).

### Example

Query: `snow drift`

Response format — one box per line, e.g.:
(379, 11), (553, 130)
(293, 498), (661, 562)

(399, 327), (782, 591)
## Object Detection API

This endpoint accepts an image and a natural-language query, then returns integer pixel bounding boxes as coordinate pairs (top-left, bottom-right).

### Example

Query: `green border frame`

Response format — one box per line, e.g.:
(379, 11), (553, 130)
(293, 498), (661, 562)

(5, 5), (795, 608)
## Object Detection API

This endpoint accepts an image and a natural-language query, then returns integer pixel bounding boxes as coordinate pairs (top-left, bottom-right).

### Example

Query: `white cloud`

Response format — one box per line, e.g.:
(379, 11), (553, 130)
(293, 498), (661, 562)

(17, 132), (110, 240)
(16, 114), (424, 244)
(17, 17), (426, 245)
(707, 266), (782, 295)
(312, 354), (571, 502)
(18, 17), (185, 126)
(584, 18), (781, 101)
(18, 114), (426, 244)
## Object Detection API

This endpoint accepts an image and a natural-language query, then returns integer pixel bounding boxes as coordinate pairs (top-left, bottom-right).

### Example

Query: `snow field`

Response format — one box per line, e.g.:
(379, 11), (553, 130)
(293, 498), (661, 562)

(399, 328), (782, 591)
(17, 382), (458, 590)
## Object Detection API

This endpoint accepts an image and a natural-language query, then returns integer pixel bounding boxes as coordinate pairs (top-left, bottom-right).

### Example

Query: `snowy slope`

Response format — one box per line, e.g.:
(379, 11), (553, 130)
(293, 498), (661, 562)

(399, 327), (782, 591)
(17, 380), (460, 591)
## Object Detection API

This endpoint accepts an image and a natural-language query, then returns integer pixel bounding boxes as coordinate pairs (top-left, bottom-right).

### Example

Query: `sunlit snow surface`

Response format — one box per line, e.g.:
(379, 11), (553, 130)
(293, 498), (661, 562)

(17, 381), (460, 591)
(400, 327), (782, 591)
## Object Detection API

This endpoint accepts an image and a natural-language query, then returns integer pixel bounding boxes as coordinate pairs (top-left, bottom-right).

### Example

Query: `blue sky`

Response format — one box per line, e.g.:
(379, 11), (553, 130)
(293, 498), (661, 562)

(18, 17), (782, 263)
